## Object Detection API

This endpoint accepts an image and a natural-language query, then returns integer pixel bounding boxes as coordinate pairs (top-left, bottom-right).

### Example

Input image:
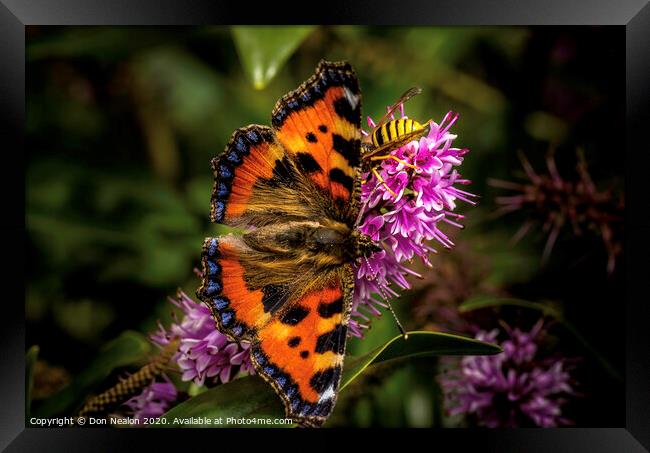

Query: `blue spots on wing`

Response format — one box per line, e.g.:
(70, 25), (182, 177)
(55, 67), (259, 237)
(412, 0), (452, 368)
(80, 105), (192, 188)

(295, 402), (316, 417)
(203, 281), (222, 297)
(227, 150), (242, 165)
(246, 130), (260, 144)
(234, 136), (248, 154)
(218, 163), (233, 180)
(216, 181), (230, 198)
(273, 107), (288, 125)
(207, 261), (221, 276)
(253, 350), (267, 366)
(285, 385), (297, 398)
(263, 365), (278, 377)
(220, 310), (234, 326)
(214, 200), (226, 222)
(213, 296), (229, 311)
(206, 238), (219, 257)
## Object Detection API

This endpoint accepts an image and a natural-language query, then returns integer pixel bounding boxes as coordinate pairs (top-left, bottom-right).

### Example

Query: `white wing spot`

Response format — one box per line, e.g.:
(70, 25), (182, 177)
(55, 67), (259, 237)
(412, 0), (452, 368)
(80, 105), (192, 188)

(344, 87), (359, 111)
(319, 384), (336, 403)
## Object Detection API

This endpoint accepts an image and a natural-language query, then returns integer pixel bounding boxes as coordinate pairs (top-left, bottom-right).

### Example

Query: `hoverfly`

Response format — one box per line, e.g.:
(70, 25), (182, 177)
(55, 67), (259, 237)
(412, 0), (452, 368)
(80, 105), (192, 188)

(360, 87), (431, 198)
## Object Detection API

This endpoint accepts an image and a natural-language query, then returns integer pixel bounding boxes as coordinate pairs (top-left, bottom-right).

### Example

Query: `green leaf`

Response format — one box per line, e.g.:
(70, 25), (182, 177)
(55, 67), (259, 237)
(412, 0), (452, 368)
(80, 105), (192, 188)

(33, 331), (152, 418)
(231, 26), (316, 90)
(26, 345), (40, 421)
(159, 330), (501, 427)
(159, 376), (288, 428)
(341, 331), (501, 389)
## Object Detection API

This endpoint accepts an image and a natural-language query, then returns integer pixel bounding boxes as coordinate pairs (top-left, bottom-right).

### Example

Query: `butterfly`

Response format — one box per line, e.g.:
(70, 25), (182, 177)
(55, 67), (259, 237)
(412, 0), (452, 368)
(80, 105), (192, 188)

(196, 60), (378, 427)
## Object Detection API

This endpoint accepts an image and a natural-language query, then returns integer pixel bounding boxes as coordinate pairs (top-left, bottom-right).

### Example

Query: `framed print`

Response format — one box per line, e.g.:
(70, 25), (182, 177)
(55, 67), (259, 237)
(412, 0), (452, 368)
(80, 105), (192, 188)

(1, 0), (649, 450)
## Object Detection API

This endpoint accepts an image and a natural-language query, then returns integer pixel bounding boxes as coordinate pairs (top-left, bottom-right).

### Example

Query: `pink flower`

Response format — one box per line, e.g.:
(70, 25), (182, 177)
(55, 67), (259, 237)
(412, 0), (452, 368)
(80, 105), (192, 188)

(151, 291), (255, 386)
(438, 320), (577, 427)
(351, 108), (476, 337)
(123, 377), (177, 421)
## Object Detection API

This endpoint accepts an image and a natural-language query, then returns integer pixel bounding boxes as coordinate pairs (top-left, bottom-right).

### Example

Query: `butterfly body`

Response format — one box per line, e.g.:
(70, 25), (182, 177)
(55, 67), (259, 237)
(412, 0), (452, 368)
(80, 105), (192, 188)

(198, 61), (367, 427)
(242, 220), (373, 268)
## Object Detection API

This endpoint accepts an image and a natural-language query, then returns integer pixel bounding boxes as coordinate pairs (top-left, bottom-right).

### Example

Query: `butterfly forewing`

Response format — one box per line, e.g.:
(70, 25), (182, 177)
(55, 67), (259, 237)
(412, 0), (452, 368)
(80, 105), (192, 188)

(272, 60), (362, 224)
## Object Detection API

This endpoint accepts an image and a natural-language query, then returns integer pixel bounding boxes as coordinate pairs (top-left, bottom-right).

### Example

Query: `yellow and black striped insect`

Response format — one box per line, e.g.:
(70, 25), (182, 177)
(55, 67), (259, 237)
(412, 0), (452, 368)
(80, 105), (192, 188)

(363, 87), (430, 158)
(361, 87), (431, 197)
(371, 115), (426, 149)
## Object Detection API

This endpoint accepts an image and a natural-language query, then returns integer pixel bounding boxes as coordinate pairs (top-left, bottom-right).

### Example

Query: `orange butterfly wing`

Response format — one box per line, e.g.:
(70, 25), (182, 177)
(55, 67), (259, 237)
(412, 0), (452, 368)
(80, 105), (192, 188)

(198, 235), (353, 427)
(251, 270), (352, 427)
(272, 60), (361, 207)
(209, 125), (303, 226)
(198, 235), (273, 340)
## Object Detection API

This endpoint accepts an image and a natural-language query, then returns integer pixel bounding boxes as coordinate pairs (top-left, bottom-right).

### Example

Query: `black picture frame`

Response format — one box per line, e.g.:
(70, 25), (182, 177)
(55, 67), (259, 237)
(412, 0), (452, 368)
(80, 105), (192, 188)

(3, 1), (649, 450)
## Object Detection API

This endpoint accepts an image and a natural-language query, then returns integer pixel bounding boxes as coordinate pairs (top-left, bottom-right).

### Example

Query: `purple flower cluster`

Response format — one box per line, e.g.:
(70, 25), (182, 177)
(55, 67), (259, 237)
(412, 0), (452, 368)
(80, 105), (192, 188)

(123, 377), (177, 421)
(438, 320), (575, 427)
(352, 109), (476, 337)
(151, 291), (255, 387)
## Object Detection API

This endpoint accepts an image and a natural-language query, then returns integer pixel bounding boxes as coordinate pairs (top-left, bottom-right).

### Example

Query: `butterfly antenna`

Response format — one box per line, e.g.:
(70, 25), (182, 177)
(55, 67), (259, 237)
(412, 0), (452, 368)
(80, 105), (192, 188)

(376, 286), (408, 340)
(364, 255), (376, 277)
(386, 299), (408, 340)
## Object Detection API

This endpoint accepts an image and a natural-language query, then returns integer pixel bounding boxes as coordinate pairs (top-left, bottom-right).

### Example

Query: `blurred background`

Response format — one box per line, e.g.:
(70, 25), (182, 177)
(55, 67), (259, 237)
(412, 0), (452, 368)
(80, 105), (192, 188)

(26, 26), (625, 427)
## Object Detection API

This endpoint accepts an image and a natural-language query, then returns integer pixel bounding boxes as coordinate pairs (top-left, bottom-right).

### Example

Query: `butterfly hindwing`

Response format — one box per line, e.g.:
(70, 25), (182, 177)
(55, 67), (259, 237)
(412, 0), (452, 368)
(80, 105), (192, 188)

(251, 266), (353, 427)
(198, 235), (290, 340)
(272, 60), (361, 210)
(198, 234), (354, 427)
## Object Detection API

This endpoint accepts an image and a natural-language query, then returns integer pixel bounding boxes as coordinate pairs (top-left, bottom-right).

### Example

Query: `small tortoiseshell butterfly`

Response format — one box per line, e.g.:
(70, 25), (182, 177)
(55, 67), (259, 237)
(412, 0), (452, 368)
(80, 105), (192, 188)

(197, 60), (378, 427)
